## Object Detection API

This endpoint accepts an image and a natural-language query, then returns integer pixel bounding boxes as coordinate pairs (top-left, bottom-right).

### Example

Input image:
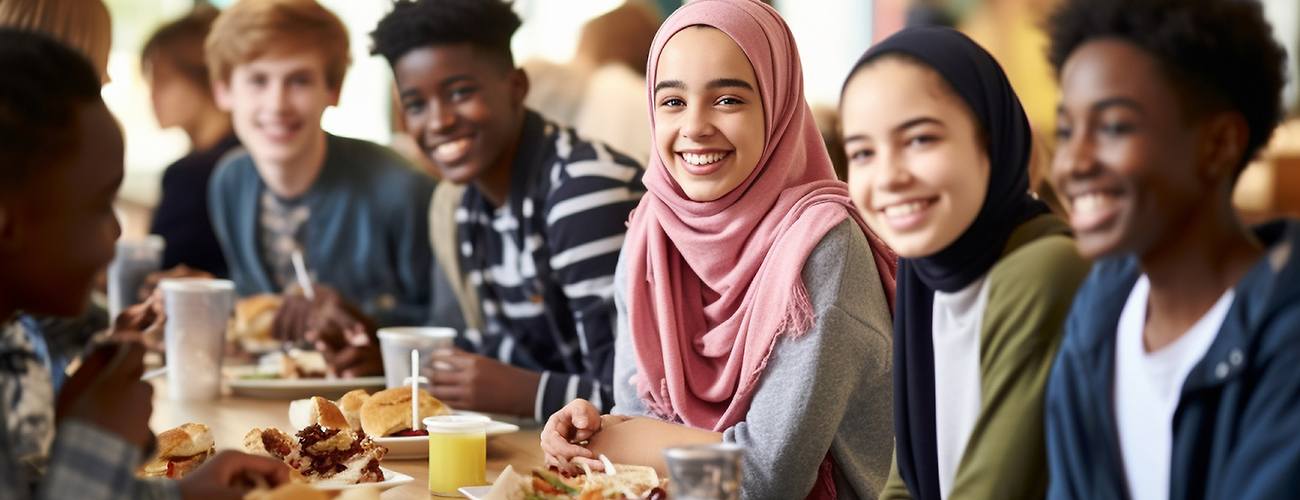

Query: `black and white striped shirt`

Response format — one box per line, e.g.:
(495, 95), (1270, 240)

(457, 112), (645, 422)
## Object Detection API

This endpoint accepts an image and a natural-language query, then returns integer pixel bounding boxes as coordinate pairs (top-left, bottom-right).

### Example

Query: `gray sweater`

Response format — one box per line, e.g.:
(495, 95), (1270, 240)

(612, 219), (895, 500)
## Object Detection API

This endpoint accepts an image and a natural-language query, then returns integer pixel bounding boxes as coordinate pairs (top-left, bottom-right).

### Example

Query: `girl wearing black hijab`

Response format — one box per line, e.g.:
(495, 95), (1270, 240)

(839, 27), (1088, 500)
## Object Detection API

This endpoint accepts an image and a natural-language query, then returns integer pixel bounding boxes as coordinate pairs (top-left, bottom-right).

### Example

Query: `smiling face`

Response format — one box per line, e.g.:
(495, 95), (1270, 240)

(393, 44), (527, 186)
(653, 26), (765, 202)
(840, 56), (990, 258)
(1052, 39), (1205, 260)
(214, 44), (338, 172)
(3, 102), (123, 317)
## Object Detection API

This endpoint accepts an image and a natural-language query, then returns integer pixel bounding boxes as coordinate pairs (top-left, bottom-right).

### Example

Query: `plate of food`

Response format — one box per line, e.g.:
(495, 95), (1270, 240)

(226, 351), (385, 400)
(245, 421), (394, 489)
(460, 464), (668, 500)
(289, 387), (522, 460)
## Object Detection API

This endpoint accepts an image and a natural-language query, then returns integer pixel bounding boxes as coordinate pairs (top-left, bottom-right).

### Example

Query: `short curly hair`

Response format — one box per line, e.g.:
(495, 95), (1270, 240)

(371, 0), (521, 71)
(0, 29), (102, 195)
(1048, 0), (1288, 173)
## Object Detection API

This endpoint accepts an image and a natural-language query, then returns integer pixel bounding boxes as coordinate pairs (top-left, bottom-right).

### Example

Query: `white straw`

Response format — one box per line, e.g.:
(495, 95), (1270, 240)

(411, 349), (420, 431)
(140, 366), (168, 381)
(291, 249), (314, 300)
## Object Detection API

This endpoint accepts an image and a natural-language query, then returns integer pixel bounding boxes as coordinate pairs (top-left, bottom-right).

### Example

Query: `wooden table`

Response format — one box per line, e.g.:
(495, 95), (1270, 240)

(148, 379), (544, 499)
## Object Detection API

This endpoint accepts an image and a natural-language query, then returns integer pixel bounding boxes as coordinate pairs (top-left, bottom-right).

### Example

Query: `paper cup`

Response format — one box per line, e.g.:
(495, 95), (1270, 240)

(160, 278), (234, 401)
(378, 326), (457, 390)
(107, 236), (165, 321)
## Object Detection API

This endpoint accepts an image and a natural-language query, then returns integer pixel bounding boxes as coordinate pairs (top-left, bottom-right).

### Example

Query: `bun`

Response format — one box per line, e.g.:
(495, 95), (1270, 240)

(289, 397), (350, 430)
(359, 387), (450, 437)
(233, 294), (283, 345)
(156, 423), (213, 458)
(337, 389), (370, 430)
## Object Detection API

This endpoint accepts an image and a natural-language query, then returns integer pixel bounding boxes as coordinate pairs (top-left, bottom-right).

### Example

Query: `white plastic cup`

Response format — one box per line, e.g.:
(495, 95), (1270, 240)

(378, 326), (457, 390)
(107, 236), (165, 321)
(160, 278), (234, 401)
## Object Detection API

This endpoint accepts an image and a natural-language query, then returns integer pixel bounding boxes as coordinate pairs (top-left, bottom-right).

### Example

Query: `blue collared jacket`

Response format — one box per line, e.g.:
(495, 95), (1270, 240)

(1046, 219), (1300, 500)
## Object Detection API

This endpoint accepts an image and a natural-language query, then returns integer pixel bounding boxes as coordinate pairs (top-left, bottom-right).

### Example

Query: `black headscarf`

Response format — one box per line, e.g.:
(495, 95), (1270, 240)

(845, 26), (1049, 500)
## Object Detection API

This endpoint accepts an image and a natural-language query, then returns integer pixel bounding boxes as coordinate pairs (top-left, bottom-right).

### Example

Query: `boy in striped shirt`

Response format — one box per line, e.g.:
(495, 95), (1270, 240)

(372, 0), (645, 423)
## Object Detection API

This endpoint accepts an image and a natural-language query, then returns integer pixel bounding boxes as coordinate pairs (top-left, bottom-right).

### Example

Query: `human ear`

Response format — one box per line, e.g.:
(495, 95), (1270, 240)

(1198, 111), (1249, 183)
(213, 80), (233, 112)
(508, 68), (529, 110)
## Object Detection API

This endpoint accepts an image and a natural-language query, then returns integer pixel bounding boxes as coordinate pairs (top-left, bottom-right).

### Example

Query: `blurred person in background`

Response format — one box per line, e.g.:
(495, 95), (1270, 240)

(143, 5), (239, 279)
(522, 0), (661, 162)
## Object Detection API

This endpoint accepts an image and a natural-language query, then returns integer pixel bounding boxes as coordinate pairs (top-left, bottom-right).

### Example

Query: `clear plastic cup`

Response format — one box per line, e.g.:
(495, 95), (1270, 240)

(663, 443), (744, 500)
(425, 414), (490, 496)
(378, 326), (457, 390)
(159, 278), (234, 401)
(107, 235), (165, 321)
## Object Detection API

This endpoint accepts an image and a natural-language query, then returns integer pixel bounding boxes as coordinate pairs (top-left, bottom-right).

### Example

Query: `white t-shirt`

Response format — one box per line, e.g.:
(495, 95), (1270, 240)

(1114, 275), (1235, 500)
(932, 274), (991, 499)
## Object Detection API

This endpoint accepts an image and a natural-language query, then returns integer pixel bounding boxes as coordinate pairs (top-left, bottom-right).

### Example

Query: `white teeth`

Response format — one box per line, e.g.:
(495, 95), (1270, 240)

(681, 152), (727, 165)
(883, 200), (929, 218)
(261, 123), (296, 137)
(434, 138), (471, 160)
(1073, 193), (1115, 213)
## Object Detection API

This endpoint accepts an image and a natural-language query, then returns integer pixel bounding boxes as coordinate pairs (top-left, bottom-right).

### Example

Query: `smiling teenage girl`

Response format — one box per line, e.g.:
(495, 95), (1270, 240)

(542, 1), (898, 499)
(839, 27), (1089, 500)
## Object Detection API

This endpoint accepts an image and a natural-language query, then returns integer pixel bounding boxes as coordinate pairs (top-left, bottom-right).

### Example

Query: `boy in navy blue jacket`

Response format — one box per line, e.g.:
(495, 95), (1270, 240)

(1045, 1), (1300, 499)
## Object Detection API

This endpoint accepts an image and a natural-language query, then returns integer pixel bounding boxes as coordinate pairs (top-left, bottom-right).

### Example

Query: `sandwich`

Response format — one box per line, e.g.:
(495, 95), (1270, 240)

(244, 424), (387, 486)
(482, 464), (667, 500)
(139, 423), (215, 479)
(232, 294), (283, 352)
(359, 386), (451, 437)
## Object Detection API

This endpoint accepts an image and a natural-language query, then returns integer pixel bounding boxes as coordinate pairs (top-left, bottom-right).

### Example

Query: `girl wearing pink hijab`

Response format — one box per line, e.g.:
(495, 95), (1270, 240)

(541, 1), (898, 498)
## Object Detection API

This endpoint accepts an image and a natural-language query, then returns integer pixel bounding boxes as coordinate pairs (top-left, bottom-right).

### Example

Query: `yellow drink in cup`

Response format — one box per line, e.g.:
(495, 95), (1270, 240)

(426, 415), (491, 497)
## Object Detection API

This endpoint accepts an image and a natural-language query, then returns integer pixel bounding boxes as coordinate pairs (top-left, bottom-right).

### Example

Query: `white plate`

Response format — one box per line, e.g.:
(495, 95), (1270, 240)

(225, 366), (386, 400)
(374, 412), (522, 460)
(314, 467), (413, 491)
(459, 485), (492, 499)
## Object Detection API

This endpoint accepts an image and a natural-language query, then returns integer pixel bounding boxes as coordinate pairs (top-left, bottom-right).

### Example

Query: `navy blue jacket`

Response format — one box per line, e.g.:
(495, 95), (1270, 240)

(209, 134), (435, 327)
(1046, 219), (1300, 500)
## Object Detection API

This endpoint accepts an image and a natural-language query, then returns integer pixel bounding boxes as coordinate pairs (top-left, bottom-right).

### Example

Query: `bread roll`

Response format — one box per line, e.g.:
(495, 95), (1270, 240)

(287, 397), (349, 430)
(233, 294), (283, 343)
(156, 423), (213, 459)
(337, 389), (370, 430)
(359, 387), (450, 437)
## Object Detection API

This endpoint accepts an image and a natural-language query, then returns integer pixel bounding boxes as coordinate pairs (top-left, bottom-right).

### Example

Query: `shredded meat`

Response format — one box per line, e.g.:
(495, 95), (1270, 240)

(358, 459), (383, 483)
(261, 433), (292, 459)
(295, 424), (370, 477)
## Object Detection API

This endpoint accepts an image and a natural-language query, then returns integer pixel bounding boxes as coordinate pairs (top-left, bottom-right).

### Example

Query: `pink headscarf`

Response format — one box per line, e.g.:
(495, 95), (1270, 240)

(625, 0), (897, 432)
